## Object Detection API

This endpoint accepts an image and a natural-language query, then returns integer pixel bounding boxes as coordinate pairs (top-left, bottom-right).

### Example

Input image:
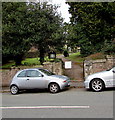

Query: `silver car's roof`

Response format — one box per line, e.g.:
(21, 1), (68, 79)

(20, 68), (44, 71)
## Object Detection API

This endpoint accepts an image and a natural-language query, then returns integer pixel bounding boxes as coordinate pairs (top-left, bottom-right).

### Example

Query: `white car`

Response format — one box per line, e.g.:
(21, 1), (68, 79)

(84, 67), (115, 92)
(10, 68), (70, 95)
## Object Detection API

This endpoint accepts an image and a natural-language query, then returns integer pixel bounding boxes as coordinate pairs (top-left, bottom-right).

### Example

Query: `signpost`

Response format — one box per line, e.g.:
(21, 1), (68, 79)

(48, 51), (56, 72)
(48, 51), (56, 60)
(65, 61), (72, 69)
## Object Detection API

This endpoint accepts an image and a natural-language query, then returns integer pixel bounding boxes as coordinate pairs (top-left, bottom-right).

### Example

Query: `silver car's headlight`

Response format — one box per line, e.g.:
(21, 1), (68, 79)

(62, 79), (70, 83)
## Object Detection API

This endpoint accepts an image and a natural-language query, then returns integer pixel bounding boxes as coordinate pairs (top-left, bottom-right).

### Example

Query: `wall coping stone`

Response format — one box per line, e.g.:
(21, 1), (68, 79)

(92, 59), (106, 63)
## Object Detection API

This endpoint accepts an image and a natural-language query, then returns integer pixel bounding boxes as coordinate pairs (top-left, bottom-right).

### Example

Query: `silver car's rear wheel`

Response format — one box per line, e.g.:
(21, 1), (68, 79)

(49, 83), (60, 93)
(10, 85), (19, 95)
(91, 79), (104, 92)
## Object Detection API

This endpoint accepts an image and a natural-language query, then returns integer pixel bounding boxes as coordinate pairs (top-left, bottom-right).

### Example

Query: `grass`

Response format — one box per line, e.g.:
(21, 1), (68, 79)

(1, 61), (15, 69)
(2, 58), (41, 69)
(67, 52), (85, 62)
(2, 56), (61, 69)
(67, 52), (106, 63)
(22, 58), (40, 66)
(2, 52), (106, 68)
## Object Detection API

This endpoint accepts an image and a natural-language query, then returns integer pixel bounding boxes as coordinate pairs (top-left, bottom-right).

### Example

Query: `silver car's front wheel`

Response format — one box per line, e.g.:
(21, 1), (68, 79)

(90, 79), (104, 92)
(49, 83), (60, 93)
(10, 85), (19, 95)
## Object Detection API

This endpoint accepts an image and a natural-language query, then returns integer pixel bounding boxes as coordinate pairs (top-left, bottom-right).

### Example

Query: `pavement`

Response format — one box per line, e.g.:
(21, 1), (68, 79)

(70, 80), (85, 88)
(1, 80), (85, 93)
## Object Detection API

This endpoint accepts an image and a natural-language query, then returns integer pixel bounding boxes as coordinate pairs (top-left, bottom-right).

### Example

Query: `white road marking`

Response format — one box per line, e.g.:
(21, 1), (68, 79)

(1, 106), (90, 109)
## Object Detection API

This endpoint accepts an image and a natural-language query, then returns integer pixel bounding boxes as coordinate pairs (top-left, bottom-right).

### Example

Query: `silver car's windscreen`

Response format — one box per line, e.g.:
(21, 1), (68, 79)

(38, 69), (55, 76)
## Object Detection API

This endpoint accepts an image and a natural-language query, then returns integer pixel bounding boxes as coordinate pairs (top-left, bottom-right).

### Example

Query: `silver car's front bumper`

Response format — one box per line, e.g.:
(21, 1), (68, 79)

(60, 81), (70, 90)
(84, 81), (90, 89)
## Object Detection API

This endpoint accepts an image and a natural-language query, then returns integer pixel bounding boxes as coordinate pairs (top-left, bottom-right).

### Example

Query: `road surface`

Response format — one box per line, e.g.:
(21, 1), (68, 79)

(2, 88), (114, 118)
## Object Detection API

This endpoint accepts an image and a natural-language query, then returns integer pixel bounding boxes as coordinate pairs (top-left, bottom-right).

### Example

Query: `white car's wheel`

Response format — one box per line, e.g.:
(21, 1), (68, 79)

(10, 85), (19, 95)
(90, 79), (105, 92)
(49, 83), (60, 93)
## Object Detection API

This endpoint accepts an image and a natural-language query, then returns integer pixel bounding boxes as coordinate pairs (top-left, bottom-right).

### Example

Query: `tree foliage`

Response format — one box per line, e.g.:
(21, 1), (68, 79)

(2, 2), (31, 65)
(67, 2), (115, 56)
(27, 2), (63, 64)
(2, 2), (63, 65)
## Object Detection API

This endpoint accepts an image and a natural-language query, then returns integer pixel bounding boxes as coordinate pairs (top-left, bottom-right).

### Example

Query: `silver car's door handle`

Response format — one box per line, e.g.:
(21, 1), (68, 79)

(26, 79), (29, 80)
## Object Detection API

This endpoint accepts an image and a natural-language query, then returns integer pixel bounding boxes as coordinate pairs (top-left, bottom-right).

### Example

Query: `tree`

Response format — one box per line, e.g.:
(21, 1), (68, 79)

(2, 2), (31, 65)
(50, 26), (66, 53)
(27, 2), (63, 64)
(67, 2), (115, 56)
(2, 2), (63, 65)
(62, 23), (78, 52)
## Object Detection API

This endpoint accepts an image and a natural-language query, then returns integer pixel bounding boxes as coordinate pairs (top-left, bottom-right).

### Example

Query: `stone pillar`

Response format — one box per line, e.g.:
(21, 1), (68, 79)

(106, 55), (115, 69)
(84, 60), (93, 78)
(43, 62), (63, 75)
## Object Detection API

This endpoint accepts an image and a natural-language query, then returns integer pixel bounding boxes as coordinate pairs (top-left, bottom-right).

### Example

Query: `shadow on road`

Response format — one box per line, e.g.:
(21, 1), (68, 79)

(86, 87), (115, 92)
(18, 88), (70, 94)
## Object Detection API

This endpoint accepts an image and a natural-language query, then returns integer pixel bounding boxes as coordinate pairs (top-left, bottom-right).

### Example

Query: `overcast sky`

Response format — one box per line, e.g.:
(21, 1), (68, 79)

(48, 0), (71, 23)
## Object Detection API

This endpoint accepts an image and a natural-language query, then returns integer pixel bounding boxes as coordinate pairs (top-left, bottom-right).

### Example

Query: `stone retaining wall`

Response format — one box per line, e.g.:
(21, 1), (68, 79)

(84, 55), (115, 78)
(1, 62), (62, 87)
(1, 55), (115, 87)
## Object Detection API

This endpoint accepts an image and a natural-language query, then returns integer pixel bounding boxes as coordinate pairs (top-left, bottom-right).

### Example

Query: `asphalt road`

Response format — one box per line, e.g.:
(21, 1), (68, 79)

(2, 88), (114, 118)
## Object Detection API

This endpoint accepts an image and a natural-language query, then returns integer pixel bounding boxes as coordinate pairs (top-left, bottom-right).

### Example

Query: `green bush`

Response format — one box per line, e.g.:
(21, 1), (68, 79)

(103, 41), (115, 55)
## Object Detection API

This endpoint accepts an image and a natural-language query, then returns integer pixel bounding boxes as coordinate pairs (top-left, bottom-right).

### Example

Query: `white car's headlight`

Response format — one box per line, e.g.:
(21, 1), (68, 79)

(85, 76), (91, 82)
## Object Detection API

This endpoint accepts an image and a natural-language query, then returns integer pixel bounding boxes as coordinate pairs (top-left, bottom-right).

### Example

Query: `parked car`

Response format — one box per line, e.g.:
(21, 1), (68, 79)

(10, 68), (70, 95)
(84, 67), (115, 92)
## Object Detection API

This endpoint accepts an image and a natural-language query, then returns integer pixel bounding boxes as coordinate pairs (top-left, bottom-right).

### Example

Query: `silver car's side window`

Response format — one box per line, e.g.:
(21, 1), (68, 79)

(17, 71), (26, 77)
(27, 70), (42, 77)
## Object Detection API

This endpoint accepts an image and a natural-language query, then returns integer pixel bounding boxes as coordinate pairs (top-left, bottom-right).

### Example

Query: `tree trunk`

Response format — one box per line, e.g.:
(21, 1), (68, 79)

(14, 55), (23, 66)
(39, 48), (45, 65)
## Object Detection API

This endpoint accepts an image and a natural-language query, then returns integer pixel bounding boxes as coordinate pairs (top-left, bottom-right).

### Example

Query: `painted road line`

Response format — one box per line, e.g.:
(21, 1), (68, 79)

(1, 106), (90, 109)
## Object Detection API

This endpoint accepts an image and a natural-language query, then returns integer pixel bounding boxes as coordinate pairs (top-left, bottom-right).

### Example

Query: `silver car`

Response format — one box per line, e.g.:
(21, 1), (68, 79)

(84, 67), (115, 92)
(10, 68), (70, 94)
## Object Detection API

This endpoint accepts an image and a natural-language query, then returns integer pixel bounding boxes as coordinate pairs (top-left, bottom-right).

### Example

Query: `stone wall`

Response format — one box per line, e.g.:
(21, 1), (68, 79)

(84, 55), (115, 78)
(43, 62), (62, 75)
(1, 68), (21, 87)
(1, 62), (62, 87)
